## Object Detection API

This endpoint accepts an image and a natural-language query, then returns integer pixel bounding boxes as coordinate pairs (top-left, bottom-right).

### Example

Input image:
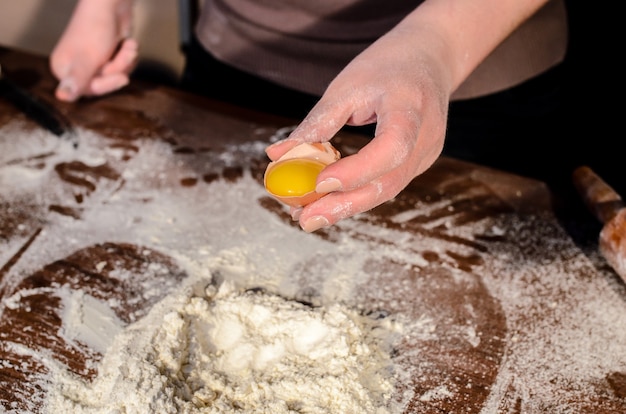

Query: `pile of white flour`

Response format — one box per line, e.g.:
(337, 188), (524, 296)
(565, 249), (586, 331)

(43, 280), (404, 414)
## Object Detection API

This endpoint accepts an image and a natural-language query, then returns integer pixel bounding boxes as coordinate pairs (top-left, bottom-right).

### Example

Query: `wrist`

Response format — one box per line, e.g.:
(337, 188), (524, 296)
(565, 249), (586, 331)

(72, 0), (135, 38)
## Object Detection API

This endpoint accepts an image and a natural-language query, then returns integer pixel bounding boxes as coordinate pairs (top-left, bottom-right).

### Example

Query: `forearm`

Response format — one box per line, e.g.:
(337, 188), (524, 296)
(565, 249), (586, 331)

(396, 0), (550, 93)
(66, 0), (135, 39)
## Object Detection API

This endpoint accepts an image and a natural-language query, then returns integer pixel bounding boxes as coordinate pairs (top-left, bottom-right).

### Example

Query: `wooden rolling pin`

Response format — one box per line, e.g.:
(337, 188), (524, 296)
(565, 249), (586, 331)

(573, 166), (626, 283)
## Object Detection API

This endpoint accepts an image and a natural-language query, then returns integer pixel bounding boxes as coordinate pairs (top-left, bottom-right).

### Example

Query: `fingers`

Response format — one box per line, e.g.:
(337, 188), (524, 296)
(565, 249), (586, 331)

(317, 110), (421, 192)
(277, 121), (415, 233)
(50, 46), (87, 102)
(100, 38), (139, 77)
(265, 100), (355, 161)
(275, 99), (446, 233)
(49, 0), (136, 102)
(54, 77), (81, 102)
(89, 38), (138, 95)
(89, 73), (130, 96)
(298, 168), (408, 233)
(53, 38), (138, 102)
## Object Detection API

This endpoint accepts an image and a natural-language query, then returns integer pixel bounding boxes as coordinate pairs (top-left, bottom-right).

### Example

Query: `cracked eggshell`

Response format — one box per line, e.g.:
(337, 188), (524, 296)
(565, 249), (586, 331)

(264, 142), (341, 208)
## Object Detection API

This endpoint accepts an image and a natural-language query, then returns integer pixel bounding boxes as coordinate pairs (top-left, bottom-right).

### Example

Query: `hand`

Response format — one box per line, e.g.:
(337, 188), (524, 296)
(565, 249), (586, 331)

(266, 26), (453, 233)
(266, 0), (550, 233)
(49, 0), (137, 102)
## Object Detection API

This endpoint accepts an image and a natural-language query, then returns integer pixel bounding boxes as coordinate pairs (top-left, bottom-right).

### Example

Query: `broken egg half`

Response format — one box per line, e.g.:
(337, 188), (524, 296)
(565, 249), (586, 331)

(264, 142), (341, 208)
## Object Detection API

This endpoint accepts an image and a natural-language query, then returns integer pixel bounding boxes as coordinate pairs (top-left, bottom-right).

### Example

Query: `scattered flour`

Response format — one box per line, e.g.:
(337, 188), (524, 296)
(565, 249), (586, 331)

(58, 286), (126, 355)
(44, 280), (404, 414)
(2, 122), (626, 414)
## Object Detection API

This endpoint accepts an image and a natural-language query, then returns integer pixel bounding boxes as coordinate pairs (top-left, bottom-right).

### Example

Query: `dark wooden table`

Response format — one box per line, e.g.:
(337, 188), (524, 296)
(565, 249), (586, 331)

(1, 46), (625, 414)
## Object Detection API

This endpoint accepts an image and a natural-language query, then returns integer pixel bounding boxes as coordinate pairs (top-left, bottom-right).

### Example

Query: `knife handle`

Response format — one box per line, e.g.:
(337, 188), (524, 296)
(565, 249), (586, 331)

(0, 65), (70, 136)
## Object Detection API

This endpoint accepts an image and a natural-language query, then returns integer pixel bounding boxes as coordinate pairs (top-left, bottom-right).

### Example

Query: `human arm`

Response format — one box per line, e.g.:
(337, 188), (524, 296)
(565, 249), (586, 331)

(49, 0), (138, 102)
(265, 0), (551, 232)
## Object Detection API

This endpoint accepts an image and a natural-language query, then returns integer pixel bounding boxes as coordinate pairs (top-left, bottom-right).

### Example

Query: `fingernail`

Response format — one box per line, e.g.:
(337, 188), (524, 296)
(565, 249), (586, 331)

(302, 216), (329, 233)
(266, 141), (280, 150)
(266, 140), (287, 151)
(291, 207), (303, 221)
(57, 78), (78, 101)
(316, 178), (342, 194)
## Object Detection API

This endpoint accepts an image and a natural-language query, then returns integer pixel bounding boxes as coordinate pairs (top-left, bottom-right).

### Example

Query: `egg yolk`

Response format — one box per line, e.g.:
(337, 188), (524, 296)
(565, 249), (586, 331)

(265, 159), (326, 197)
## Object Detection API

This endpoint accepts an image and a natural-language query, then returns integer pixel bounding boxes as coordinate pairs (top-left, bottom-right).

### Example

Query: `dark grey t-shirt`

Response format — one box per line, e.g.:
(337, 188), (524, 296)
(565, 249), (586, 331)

(195, 0), (568, 99)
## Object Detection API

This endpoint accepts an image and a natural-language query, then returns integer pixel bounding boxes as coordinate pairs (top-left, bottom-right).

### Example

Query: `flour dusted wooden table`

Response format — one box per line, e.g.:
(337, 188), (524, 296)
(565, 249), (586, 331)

(1, 47), (625, 413)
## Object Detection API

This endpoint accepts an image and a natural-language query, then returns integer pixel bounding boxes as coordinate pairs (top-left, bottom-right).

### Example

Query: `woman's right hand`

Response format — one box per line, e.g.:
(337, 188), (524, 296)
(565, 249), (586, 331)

(49, 0), (138, 102)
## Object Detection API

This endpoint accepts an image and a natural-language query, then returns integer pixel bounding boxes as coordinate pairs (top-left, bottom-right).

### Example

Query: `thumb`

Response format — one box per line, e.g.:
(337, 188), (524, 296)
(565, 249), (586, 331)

(53, 62), (95, 103)
(50, 48), (100, 102)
